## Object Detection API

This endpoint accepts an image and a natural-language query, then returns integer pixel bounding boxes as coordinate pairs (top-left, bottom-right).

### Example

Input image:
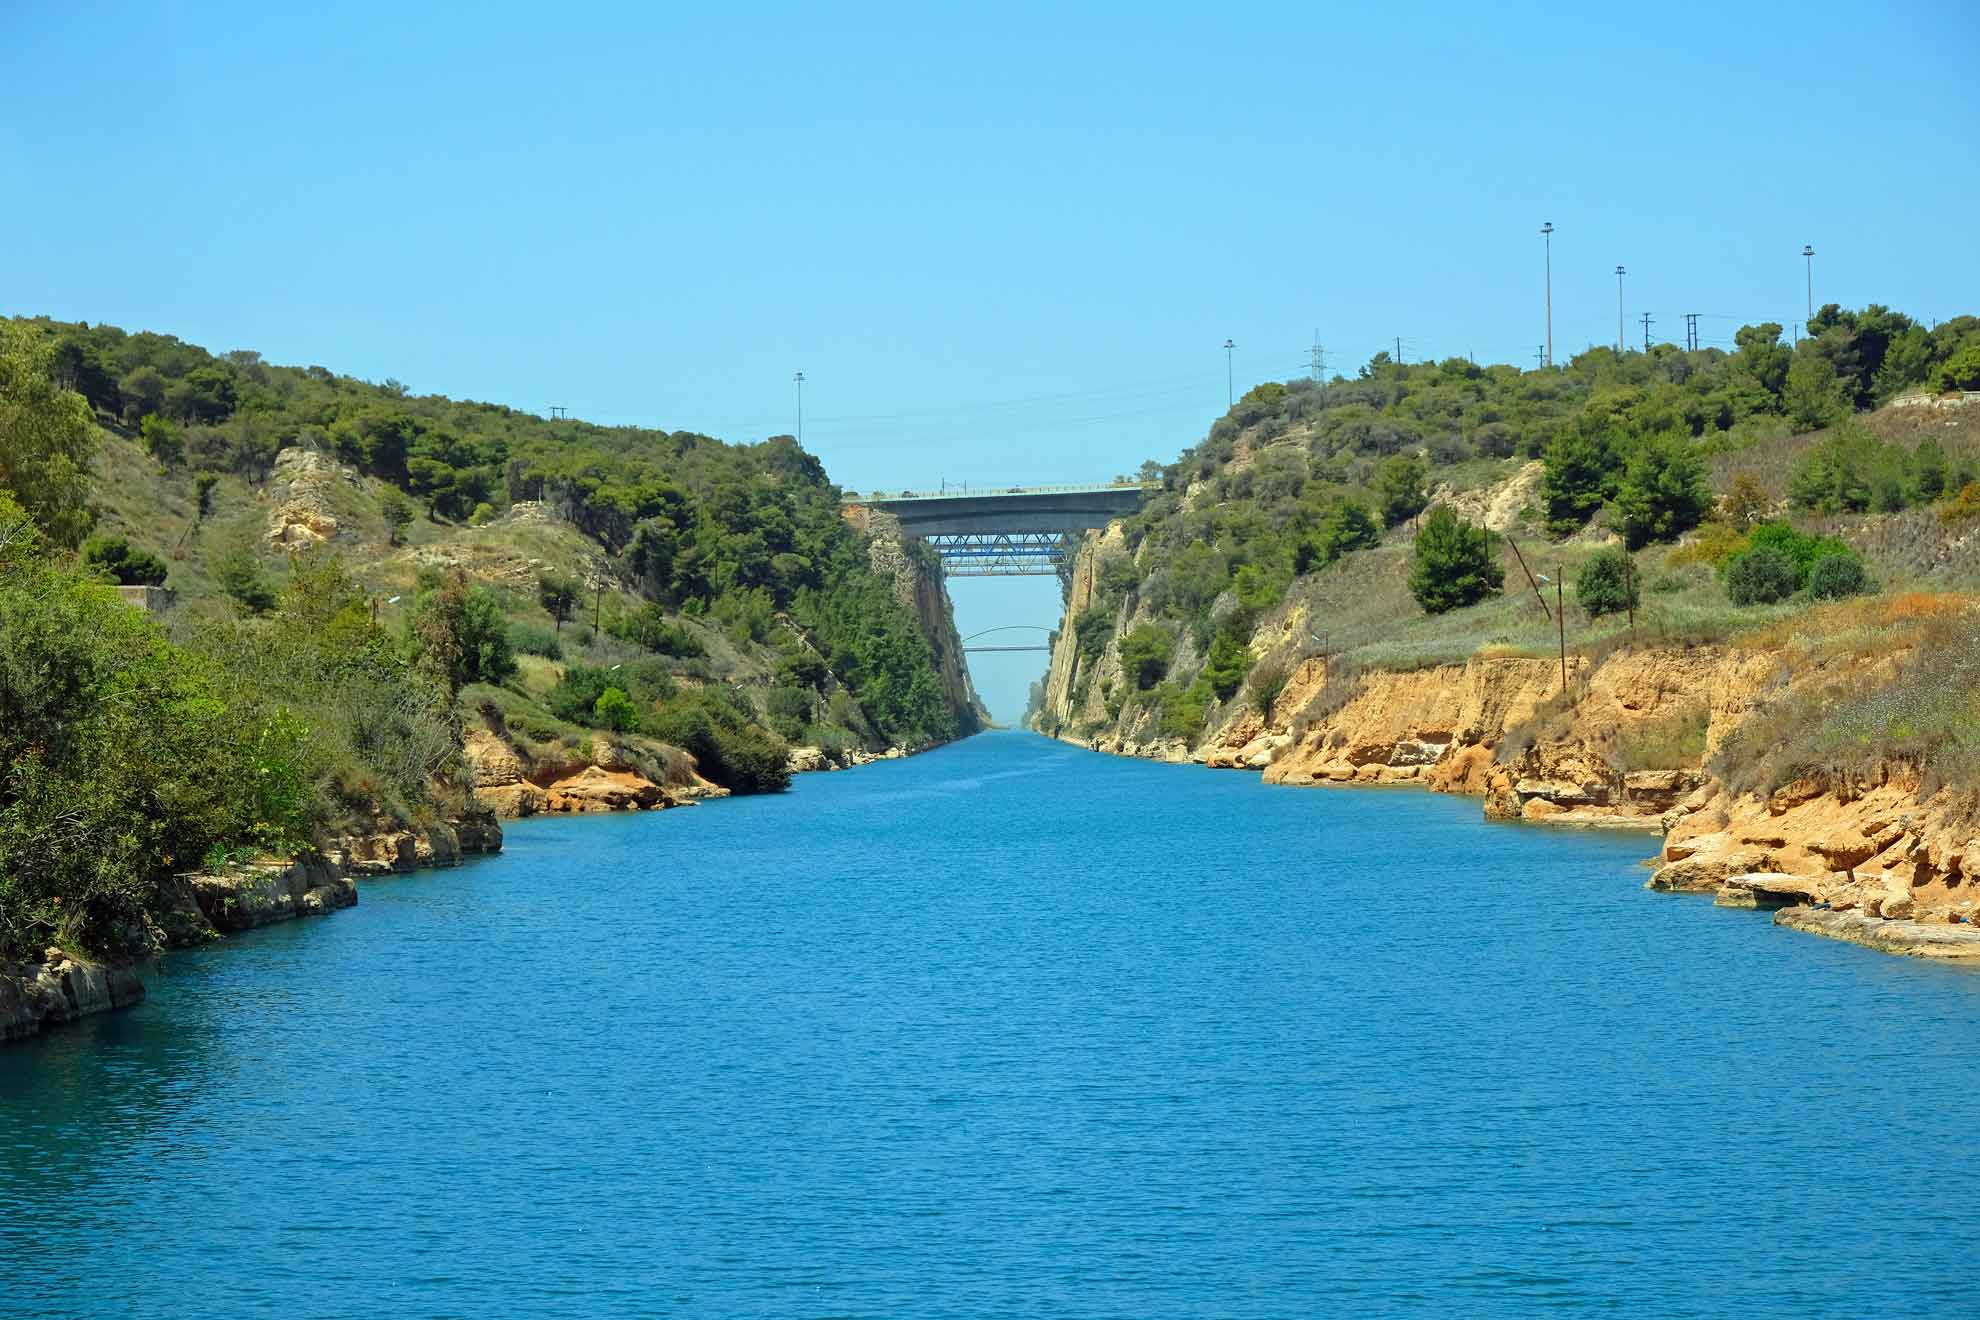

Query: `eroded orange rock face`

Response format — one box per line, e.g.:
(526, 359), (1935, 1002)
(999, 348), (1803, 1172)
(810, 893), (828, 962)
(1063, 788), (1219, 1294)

(1651, 771), (1980, 936)
(1261, 656), (1560, 789)
(463, 726), (721, 818)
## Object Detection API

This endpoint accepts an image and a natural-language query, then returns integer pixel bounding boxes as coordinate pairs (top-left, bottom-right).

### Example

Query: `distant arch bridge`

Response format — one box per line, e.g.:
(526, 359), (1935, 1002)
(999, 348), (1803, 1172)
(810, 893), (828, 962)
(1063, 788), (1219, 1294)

(845, 482), (1152, 576)
(960, 626), (1054, 654)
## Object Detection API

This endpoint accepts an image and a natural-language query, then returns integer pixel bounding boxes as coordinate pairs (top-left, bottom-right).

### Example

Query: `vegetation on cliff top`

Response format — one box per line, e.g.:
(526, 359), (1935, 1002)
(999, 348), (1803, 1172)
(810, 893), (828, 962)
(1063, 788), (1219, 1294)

(8, 312), (973, 757)
(1032, 302), (1980, 761)
(0, 316), (979, 960)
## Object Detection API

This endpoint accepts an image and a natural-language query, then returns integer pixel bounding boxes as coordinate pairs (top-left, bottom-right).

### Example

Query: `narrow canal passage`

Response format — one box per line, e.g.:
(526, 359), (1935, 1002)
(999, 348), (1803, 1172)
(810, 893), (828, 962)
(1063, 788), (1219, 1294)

(5, 731), (1977, 1317)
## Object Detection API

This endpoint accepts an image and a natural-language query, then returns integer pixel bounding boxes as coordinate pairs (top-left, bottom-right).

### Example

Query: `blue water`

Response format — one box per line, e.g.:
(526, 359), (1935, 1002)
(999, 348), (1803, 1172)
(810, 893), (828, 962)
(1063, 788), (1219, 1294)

(4, 731), (1979, 1317)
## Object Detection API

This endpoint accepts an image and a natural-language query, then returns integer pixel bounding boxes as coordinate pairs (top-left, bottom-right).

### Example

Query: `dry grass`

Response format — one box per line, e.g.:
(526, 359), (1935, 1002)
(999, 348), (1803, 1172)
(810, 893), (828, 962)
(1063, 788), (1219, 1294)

(1614, 705), (1711, 771)
(1712, 601), (1980, 809)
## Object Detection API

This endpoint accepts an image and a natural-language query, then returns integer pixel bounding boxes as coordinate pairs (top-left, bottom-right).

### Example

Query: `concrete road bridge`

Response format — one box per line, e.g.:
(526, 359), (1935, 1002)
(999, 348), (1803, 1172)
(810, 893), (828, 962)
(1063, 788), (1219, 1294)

(844, 482), (1151, 575)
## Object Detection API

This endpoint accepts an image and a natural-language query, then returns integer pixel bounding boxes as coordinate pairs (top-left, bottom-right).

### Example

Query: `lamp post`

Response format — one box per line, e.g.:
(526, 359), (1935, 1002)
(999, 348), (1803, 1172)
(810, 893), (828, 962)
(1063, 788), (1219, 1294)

(793, 371), (804, 444)
(1223, 339), (1234, 408)
(1615, 265), (1627, 354)
(1541, 222), (1554, 367)
(1802, 245), (1815, 323)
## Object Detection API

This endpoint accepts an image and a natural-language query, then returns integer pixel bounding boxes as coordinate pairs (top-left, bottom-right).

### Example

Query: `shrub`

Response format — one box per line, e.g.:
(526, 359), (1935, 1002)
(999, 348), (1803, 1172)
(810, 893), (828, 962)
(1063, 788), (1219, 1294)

(1199, 629), (1252, 701)
(547, 659), (676, 727)
(647, 691), (791, 793)
(406, 577), (515, 689)
(1614, 706), (1709, 771)
(1724, 547), (1798, 605)
(508, 621), (563, 660)
(1574, 547), (1640, 617)
(593, 686), (638, 732)
(764, 684), (812, 741)
(139, 414), (184, 466)
(1408, 506), (1504, 614)
(81, 535), (168, 586)
(609, 603), (706, 657)
(1742, 521), (1853, 588)
(1666, 521), (1749, 572)
(776, 650), (828, 689)
(1941, 482), (1980, 526)
(536, 571), (580, 632)
(1248, 659), (1290, 719)
(379, 488), (415, 545)
(1806, 552), (1872, 601)
(1720, 473), (1773, 530)
(0, 503), (451, 961)
(213, 546), (277, 615)
(1074, 609), (1114, 662)
(1119, 624), (1174, 690)
(1937, 341), (1980, 392)
(1151, 679), (1211, 740)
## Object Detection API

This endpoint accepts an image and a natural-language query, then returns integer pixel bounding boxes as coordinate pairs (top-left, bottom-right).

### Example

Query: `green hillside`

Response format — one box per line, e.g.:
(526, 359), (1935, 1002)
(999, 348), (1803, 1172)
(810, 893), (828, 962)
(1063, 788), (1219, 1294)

(1033, 304), (1980, 740)
(0, 316), (979, 962)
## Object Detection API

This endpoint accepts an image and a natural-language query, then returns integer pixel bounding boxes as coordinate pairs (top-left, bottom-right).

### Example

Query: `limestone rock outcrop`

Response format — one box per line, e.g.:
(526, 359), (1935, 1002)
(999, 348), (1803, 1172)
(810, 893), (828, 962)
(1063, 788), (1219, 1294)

(264, 447), (357, 547)
(188, 854), (356, 931)
(1653, 770), (1980, 943)
(1, 953), (146, 1043)
(463, 726), (720, 817)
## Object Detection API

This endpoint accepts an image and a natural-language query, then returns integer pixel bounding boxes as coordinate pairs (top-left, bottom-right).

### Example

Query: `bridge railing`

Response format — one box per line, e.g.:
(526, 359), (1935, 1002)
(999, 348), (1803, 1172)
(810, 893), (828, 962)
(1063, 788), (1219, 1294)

(843, 481), (1155, 504)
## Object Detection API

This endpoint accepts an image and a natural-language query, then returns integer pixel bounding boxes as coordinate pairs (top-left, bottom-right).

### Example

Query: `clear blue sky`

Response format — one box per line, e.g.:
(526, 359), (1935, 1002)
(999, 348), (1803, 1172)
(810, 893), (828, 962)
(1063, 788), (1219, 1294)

(5, 1), (1976, 719)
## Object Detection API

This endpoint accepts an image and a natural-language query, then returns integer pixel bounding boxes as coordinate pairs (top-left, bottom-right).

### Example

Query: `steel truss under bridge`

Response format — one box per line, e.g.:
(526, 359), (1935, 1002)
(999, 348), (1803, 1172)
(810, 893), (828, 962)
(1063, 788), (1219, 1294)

(924, 532), (1071, 577)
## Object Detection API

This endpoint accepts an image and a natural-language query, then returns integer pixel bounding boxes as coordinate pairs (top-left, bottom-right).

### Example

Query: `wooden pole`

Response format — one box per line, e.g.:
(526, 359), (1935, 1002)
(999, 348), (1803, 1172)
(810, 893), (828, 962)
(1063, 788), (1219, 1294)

(1556, 566), (1568, 696)
(1625, 553), (1635, 636)
(1504, 533), (1551, 622)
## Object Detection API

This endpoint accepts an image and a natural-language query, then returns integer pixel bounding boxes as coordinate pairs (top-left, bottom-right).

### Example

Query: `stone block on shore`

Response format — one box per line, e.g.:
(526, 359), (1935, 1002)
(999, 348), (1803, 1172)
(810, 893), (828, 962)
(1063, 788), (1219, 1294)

(1775, 907), (1980, 959)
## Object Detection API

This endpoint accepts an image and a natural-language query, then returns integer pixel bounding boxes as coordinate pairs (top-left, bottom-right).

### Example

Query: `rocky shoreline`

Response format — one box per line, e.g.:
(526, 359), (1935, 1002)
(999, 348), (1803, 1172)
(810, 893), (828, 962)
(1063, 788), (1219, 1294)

(1041, 598), (1980, 962)
(1, 811), (502, 1044)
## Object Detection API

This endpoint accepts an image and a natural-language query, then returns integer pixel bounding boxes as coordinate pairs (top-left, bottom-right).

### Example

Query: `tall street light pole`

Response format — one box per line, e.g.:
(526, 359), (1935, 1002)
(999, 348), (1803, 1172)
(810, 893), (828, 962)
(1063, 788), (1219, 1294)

(1224, 339), (1235, 408)
(1802, 244), (1815, 324)
(793, 371), (804, 445)
(1615, 265), (1627, 355)
(1541, 222), (1554, 368)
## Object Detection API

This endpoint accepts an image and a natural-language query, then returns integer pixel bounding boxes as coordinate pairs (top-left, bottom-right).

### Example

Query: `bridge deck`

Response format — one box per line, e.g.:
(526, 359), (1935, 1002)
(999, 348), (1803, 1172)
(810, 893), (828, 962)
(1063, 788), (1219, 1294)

(844, 482), (1147, 504)
(845, 482), (1152, 577)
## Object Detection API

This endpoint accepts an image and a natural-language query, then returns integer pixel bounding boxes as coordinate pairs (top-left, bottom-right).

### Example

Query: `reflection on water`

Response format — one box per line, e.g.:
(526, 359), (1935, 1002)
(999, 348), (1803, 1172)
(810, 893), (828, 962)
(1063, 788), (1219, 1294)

(4, 733), (1978, 1318)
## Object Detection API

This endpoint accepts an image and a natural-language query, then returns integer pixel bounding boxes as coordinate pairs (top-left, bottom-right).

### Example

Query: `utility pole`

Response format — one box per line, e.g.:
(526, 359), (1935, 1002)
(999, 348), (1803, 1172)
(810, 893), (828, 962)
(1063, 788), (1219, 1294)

(1504, 533), (1551, 622)
(1223, 338), (1234, 408)
(1535, 345), (1545, 370)
(1395, 336), (1402, 365)
(1556, 566), (1568, 696)
(1685, 313), (1699, 352)
(1615, 266), (1627, 354)
(1802, 244), (1815, 323)
(1309, 332), (1326, 383)
(549, 405), (567, 421)
(793, 371), (805, 445)
(1625, 554), (1636, 636)
(1641, 311), (1654, 353)
(1541, 221), (1554, 367)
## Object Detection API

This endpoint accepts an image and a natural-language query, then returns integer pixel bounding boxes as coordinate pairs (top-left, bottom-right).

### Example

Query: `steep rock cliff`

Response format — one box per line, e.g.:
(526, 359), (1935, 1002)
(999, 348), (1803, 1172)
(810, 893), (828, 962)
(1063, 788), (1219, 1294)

(864, 511), (990, 738)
